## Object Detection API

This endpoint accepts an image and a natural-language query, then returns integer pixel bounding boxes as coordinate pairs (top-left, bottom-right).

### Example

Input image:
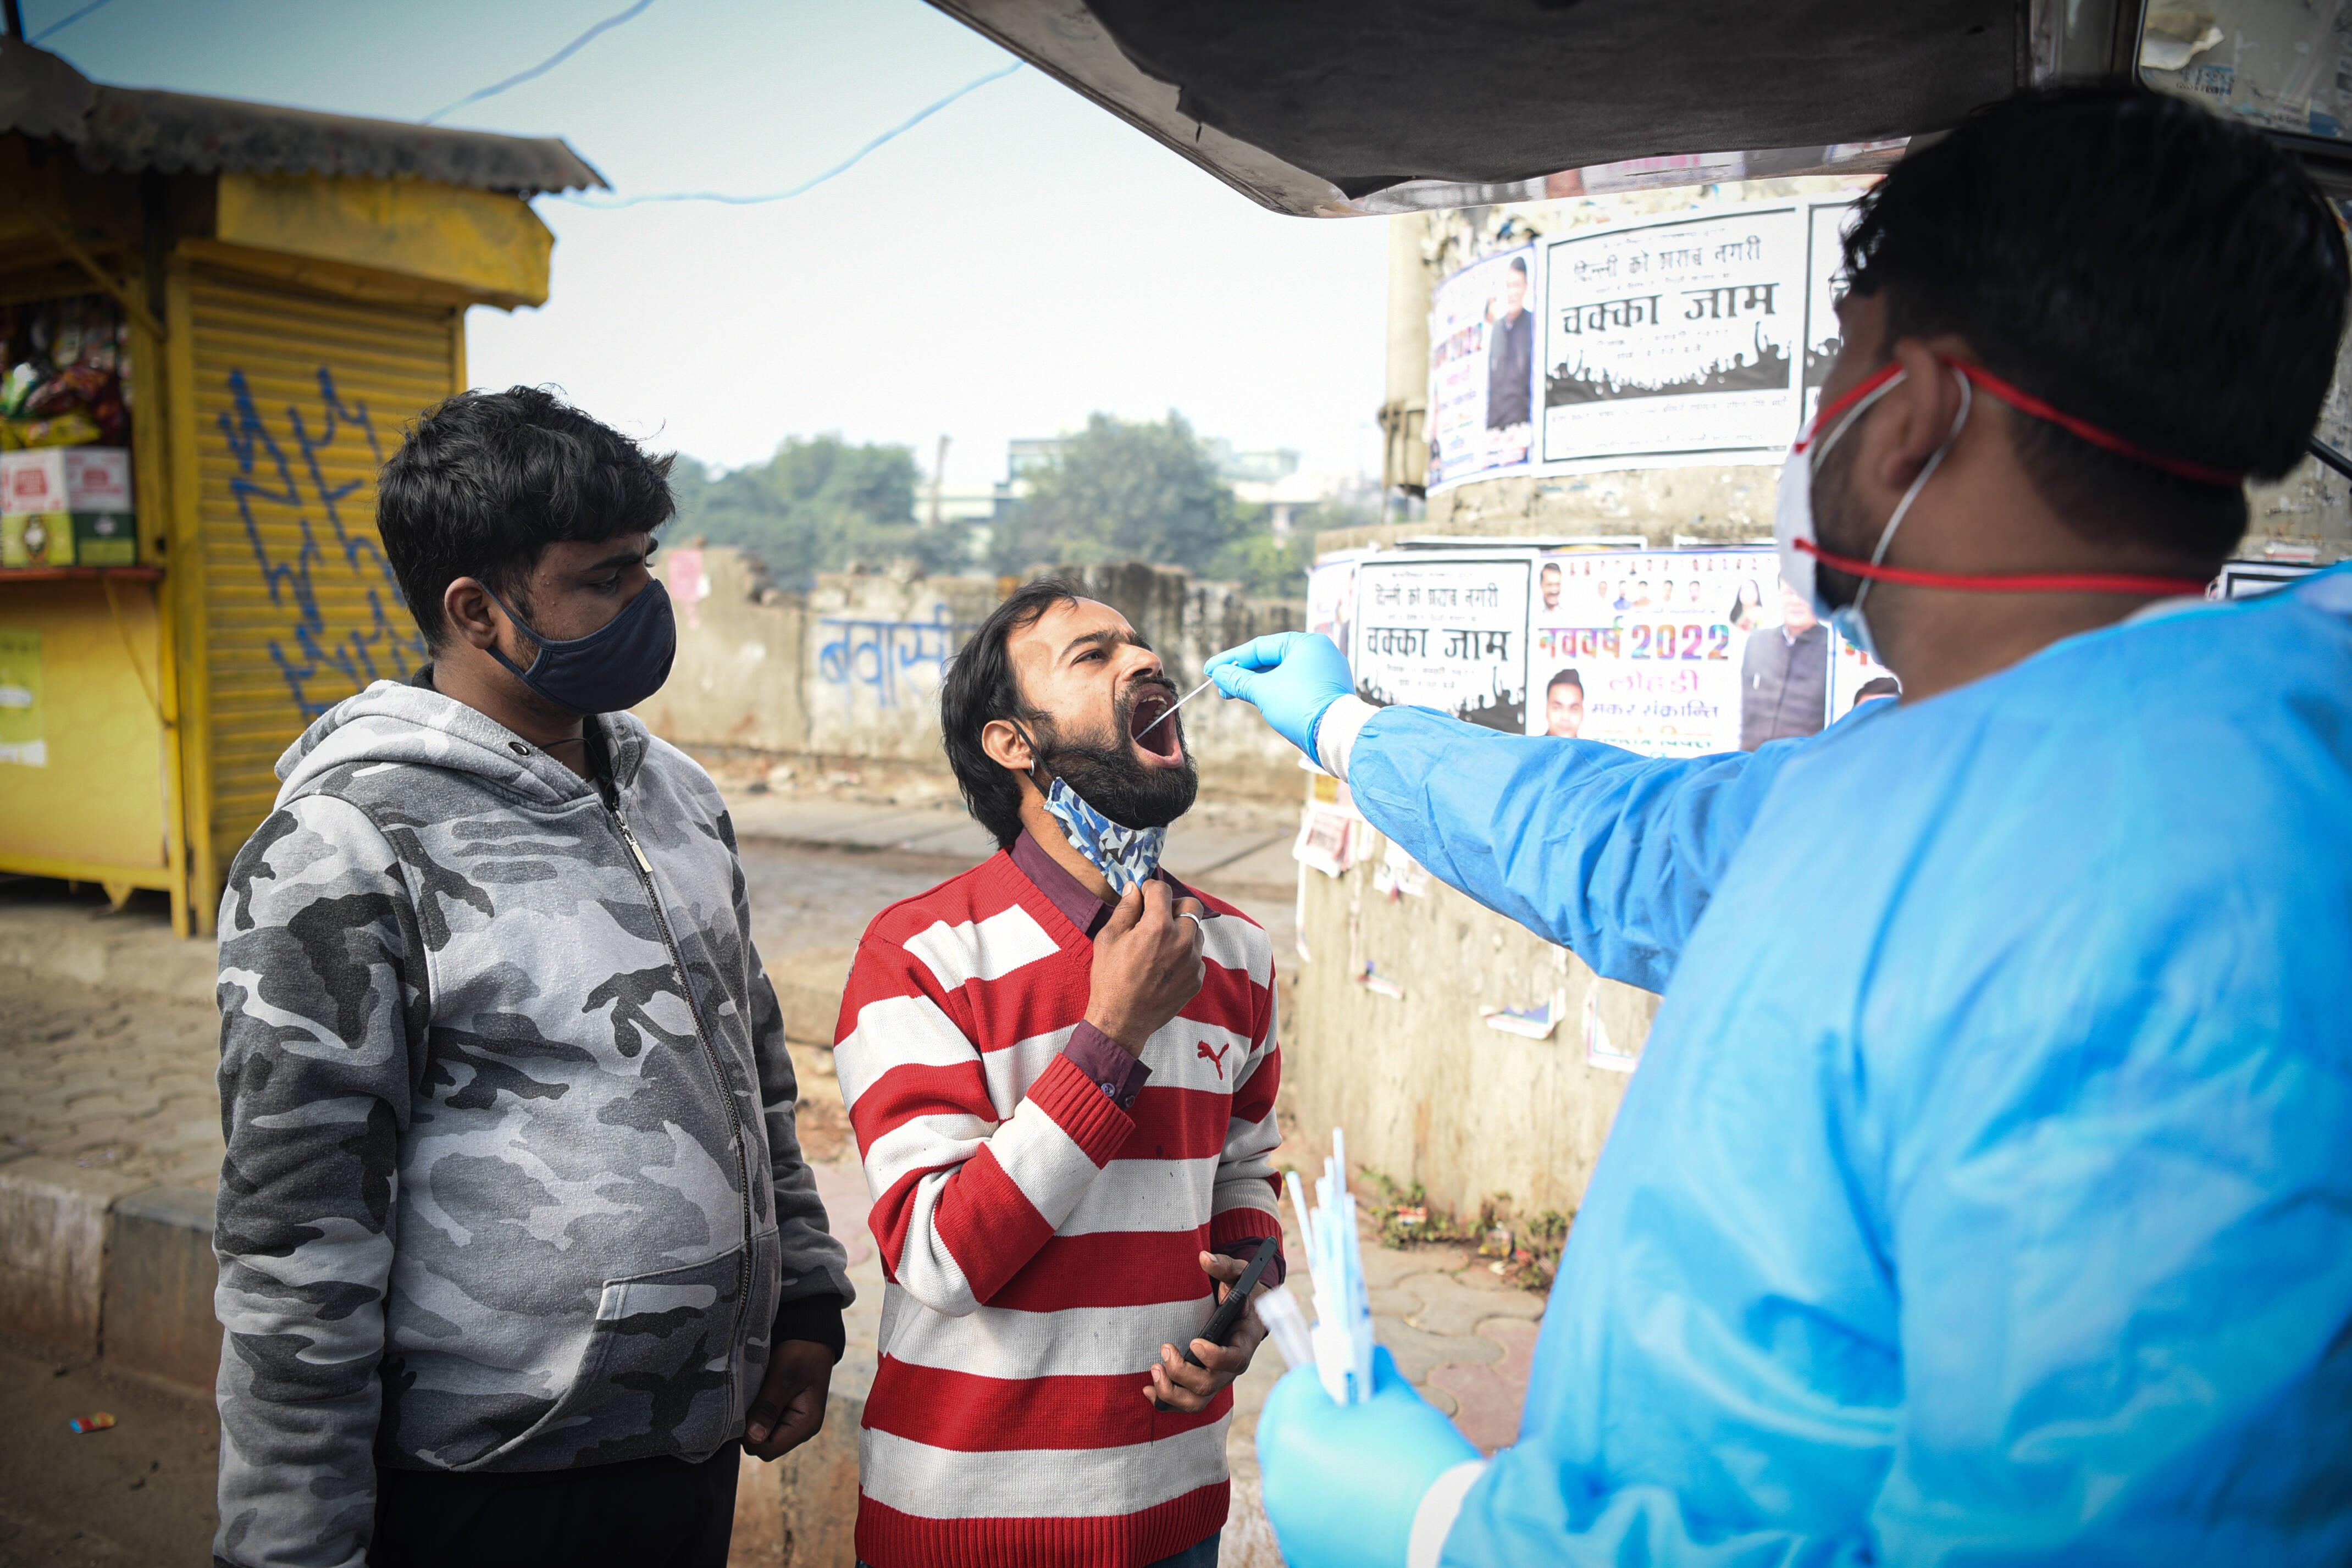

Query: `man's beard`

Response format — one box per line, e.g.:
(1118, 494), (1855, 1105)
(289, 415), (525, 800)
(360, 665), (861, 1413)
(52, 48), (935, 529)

(1034, 685), (1198, 830)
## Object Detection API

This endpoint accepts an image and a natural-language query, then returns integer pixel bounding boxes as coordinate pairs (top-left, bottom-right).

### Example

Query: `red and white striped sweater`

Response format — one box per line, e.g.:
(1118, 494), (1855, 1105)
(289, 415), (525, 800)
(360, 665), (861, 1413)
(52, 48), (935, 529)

(834, 845), (1283, 1568)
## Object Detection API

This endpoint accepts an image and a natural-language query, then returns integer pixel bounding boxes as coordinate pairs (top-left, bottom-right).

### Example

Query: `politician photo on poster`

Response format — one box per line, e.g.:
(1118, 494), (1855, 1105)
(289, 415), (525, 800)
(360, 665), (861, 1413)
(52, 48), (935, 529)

(1427, 246), (1541, 489)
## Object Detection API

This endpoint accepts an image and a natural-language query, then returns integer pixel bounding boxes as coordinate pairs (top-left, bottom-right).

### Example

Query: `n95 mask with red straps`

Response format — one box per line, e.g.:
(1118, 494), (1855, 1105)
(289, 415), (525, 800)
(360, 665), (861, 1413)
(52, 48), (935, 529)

(1773, 357), (2239, 658)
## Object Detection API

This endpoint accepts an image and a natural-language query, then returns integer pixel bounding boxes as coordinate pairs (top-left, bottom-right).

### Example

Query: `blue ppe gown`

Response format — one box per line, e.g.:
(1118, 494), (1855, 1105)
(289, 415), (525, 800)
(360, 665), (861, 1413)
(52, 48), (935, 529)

(1340, 568), (2352, 1565)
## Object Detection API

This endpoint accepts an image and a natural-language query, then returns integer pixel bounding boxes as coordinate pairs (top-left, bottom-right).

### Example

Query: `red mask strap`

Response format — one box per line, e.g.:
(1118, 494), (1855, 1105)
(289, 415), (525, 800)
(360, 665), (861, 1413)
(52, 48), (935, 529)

(1945, 359), (2245, 487)
(1794, 537), (2208, 597)
(1795, 362), (1905, 455)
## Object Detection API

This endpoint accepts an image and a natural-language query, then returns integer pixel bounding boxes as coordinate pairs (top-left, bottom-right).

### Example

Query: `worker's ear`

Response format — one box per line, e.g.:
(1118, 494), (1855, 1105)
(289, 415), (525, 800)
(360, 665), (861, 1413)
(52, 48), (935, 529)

(981, 716), (1037, 776)
(1872, 337), (1971, 494)
(442, 577), (507, 652)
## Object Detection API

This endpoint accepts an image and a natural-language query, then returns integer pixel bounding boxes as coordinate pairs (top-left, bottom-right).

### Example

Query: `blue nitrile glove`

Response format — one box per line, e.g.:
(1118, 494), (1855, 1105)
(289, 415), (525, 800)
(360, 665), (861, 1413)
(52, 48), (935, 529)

(1257, 1347), (1484, 1568)
(1204, 631), (1354, 760)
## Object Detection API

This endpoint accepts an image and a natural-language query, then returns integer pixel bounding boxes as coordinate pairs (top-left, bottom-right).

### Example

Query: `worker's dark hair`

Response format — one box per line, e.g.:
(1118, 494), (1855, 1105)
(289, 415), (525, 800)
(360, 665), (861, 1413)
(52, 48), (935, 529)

(1842, 85), (2347, 567)
(377, 386), (677, 647)
(1509, 256), (1530, 278)
(939, 578), (1081, 850)
(1548, 666), (1583, 694)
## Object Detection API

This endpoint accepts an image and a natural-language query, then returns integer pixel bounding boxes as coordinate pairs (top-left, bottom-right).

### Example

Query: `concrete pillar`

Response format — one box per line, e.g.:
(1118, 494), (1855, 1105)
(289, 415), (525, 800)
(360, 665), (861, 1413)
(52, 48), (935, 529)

(1380, 213), (1432, 496)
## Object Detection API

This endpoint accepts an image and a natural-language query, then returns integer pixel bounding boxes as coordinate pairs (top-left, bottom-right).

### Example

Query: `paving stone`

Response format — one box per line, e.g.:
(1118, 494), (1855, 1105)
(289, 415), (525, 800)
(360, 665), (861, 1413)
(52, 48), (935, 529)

(1426, 1317), (1544, 1454)
(1358, 1238), (1472, 1289)
(1376, 1315), (1501, 1387)
(1395, 1267), (1546, 1338)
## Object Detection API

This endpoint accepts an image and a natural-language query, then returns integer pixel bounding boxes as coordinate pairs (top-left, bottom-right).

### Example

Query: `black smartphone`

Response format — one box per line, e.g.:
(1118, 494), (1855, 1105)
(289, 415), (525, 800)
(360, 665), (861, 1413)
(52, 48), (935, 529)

(1154, 1233), (1282, 1411)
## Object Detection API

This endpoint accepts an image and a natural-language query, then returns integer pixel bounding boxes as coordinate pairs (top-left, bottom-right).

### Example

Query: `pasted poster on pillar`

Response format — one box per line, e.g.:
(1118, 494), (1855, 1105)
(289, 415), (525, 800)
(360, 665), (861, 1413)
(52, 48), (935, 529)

(0, 628), (43, 766)
(1802, 197), (1863, 427)
(1540, 206), (1806, 466)
(1426, 245), (1542, 490)
(1305, 552), (1364, 673)
(1352, 552), (1533, 733)
(1526, 548), (1779, 755)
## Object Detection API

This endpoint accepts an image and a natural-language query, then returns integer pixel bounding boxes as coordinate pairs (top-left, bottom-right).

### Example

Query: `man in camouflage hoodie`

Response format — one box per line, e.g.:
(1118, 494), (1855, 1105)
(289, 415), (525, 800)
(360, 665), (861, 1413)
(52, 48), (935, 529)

(212, 388), (850, 1568)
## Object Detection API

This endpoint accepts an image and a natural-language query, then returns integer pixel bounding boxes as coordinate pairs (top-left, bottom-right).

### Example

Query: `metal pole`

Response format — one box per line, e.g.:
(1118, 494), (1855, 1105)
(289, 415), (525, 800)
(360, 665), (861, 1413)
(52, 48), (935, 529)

(2, 0), (25, 41)
(2308, 433), (2352, 482)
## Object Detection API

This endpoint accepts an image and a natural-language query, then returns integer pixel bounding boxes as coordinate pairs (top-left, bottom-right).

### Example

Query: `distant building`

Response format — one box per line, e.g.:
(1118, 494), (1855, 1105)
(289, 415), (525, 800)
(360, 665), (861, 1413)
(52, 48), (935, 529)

(1205, 440), (1301, 487)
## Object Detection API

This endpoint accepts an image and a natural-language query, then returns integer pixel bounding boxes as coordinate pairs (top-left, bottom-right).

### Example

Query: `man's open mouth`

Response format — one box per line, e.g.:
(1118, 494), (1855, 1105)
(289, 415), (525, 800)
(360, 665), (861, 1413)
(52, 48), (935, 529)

(1127, 686), (1183, 766)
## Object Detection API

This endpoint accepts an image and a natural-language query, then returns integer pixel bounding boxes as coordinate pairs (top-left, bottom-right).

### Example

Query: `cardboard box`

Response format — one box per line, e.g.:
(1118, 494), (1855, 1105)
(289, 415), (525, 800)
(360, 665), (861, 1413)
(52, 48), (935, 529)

(70, 512), (137, 566)
(1, 513), (72, 567)
(0, 447), (132, 516)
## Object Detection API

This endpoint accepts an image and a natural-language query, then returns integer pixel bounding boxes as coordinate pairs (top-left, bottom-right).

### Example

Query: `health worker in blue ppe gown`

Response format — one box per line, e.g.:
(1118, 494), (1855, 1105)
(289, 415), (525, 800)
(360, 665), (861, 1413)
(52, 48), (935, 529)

(1208, 86), (2352, 1568)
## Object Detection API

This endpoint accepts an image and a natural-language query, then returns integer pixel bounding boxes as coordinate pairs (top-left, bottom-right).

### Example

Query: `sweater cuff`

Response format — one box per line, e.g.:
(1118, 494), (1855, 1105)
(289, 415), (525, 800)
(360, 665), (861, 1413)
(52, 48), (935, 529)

(772, 1293), (848, 1363)
(1061, 1022), (1152, 1111)
(1210, 1210), (1287, 1288)
(1023, 1050), (1138, 1166)
(1314, 695), (1380, 780)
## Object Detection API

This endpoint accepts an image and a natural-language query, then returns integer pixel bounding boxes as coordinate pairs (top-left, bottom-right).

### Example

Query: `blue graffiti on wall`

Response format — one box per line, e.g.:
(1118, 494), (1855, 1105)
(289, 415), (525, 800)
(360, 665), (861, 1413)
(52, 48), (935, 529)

(218, 367), (425, 719)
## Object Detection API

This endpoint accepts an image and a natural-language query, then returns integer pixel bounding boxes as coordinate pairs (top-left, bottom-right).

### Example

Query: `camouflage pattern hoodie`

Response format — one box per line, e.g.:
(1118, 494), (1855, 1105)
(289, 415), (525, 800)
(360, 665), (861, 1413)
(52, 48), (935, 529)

(211, 678), (851, 1568)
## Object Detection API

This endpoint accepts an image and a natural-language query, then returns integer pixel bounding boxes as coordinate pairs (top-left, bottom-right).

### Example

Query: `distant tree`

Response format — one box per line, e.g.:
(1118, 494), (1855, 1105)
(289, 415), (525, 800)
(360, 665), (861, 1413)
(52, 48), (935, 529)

(669, 436), (965, 588)
(1207, 495), (1381, 598)
(1209, 531), (1310, 598)
(989, 412), (1249, 574)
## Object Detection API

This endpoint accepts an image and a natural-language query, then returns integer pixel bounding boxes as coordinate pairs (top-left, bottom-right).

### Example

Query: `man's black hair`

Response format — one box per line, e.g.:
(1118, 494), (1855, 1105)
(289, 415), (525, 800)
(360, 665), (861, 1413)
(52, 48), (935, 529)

(939, 579), (1081, 850)
(1548, 666), (1583, 694)
(377, 386), (677, 647)
(1841, 85), (2348, 565)
(1509, 256), (1530, 278)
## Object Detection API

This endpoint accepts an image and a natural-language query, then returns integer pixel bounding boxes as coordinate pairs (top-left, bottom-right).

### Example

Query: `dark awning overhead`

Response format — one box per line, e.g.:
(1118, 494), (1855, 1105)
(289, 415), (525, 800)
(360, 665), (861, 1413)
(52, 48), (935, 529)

(0, 38), (605, 195)
(928, 1), (2118, 215)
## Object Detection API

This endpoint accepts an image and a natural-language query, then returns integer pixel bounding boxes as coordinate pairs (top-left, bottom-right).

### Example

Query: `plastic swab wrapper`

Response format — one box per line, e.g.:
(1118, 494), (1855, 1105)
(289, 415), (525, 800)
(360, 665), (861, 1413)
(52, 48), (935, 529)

(1254, 1282), (1315, 1374)
(1290, 1126), (1378, 1404)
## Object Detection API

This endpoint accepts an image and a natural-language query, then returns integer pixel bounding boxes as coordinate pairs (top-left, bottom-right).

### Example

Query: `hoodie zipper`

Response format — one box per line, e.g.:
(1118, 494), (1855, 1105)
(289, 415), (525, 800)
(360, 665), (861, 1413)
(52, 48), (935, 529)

(607, 800), (757, 1392)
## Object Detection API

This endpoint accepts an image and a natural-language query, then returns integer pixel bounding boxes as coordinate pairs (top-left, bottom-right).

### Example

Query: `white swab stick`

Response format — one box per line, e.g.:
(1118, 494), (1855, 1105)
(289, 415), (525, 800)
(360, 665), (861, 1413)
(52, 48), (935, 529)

(1132, 676), (1216, 738)
(1255, 1283), (1315, 1372)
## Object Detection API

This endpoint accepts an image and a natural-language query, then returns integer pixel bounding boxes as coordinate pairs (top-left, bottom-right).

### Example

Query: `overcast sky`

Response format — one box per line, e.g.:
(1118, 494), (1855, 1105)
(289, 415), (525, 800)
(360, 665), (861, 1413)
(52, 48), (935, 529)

(34, 0), (1391, 489)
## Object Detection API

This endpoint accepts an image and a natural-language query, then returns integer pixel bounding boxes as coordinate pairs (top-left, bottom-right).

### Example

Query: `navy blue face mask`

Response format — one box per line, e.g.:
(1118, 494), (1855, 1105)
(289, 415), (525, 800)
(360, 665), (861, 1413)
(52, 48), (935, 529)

(484, 580), (677, 715)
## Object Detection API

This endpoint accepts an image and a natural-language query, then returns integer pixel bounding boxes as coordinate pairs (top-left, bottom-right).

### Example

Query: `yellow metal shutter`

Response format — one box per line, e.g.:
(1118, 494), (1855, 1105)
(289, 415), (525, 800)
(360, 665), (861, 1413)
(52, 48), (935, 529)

(186, 275), (454, 860)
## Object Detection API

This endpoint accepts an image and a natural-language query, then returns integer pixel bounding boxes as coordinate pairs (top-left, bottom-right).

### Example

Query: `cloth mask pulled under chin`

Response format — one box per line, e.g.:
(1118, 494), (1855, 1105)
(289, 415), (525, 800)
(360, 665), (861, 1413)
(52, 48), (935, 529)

(1042, 777), (1166, 896)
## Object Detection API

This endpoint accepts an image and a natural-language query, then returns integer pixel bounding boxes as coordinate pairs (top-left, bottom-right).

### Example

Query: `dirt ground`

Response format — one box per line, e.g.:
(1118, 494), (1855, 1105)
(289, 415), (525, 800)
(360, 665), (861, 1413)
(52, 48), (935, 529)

(0, 1334), (220, 1565)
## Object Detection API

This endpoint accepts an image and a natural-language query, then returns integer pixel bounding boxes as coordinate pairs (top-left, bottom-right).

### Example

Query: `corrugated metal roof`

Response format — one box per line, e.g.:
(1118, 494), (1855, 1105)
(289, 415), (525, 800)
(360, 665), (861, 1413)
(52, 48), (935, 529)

(0, 38), (605, 195)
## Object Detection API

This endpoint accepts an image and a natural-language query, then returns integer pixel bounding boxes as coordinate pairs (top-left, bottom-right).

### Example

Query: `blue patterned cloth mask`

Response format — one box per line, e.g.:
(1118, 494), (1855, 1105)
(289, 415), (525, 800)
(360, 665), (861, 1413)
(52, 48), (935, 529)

(1043, 777), (1166, 896)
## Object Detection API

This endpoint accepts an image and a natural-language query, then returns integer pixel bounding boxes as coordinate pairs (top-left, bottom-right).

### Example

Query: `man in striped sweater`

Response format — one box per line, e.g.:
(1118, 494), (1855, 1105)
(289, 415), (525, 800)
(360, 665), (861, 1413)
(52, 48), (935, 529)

(835, 581), (1286, 1568)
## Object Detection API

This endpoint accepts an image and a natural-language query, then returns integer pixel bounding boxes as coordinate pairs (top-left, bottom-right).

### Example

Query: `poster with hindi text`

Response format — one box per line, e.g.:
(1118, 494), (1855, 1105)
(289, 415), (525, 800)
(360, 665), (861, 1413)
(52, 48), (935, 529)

(1526, 548), (1778, 755)
(1352, 553), (1533, 734)
(1540, 207), (1805, 467)
(1427, 245), (1541, 490)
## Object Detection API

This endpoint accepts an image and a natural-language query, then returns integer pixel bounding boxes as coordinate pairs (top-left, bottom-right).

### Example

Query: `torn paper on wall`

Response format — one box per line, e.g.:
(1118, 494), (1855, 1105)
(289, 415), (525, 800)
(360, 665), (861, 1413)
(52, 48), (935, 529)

(1293, 801), (1357, 877)
(1583, 982), (1641, 1072)
(1372, 836), (1430, 899)
(1481, 989), (1567, 1040)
